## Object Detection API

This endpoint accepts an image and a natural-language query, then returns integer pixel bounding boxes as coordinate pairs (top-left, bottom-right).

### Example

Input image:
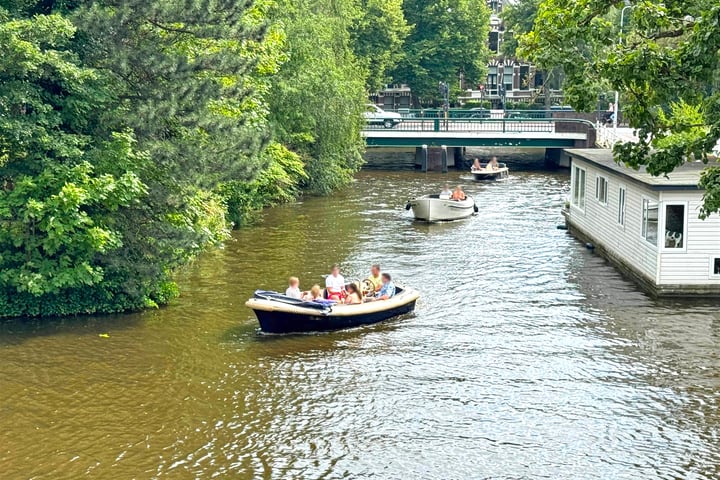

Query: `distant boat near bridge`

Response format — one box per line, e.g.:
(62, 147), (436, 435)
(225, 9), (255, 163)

(471, 162), (510, 181)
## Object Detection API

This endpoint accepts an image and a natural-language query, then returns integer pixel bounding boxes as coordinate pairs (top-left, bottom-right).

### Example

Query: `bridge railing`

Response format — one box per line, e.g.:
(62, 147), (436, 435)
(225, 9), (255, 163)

(395, 108), (560, 120)
(364, 117), (596, 134)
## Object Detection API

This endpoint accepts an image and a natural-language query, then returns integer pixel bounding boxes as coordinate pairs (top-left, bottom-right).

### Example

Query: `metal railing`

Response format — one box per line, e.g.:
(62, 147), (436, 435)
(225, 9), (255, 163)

(393, 108), (562, 120)
(364, 117), (597, 134)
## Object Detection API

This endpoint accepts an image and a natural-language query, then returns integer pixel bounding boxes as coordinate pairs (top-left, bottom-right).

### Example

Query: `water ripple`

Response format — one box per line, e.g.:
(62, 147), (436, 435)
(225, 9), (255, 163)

(0, 170), (719, 479)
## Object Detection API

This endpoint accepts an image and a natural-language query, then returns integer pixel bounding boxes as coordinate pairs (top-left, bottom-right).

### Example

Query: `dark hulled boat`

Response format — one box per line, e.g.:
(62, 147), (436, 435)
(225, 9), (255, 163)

(246, 286), (420, 334)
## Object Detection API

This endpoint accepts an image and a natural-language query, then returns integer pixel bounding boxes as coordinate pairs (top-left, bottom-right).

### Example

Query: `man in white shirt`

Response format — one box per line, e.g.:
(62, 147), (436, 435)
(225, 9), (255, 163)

(325, 264), (345, 301)
(440, 184), (452, 199)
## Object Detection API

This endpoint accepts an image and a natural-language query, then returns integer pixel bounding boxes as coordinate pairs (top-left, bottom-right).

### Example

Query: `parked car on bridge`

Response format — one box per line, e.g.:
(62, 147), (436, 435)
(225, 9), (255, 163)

(504, 111), (533, 120)
(451, 108), (491, 119)
(363, 104), (403, 128)
(468, 108), (491, 119)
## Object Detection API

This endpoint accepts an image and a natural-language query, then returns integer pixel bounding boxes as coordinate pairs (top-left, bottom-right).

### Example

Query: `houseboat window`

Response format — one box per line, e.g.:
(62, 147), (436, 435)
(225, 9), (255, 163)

(641, 199), (658, 245)
(595, 176), (608, 204)
(713, 258), (720, 276)
(617, 187), (626, 226)
(664, 204), (685, 248)
(572, 166), (586, 209)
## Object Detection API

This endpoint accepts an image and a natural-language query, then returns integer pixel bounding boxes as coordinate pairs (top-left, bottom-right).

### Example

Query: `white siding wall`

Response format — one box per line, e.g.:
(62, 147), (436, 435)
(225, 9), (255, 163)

(658, 191), (720, 285)
(569, 158), (659, 282)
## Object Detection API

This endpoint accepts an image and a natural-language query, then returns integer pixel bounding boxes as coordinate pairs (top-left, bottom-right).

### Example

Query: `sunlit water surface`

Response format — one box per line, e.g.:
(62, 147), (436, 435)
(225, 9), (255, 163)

(1, 170), (719, 479)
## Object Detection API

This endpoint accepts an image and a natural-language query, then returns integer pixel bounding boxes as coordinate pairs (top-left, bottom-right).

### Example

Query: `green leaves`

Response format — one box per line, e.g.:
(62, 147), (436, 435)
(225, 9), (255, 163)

(0, 161), (146, 295)
(521, 0), (720, 215)
(390, 0), (491, 102)
(351, 0), (410, 91)
(268, 0), (366, 194)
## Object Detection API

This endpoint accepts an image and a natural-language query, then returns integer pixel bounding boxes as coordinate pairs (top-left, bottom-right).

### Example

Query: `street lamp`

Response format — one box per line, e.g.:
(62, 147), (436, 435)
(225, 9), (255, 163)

(613, 1), (633, 135)
(439, 81), (450, 128)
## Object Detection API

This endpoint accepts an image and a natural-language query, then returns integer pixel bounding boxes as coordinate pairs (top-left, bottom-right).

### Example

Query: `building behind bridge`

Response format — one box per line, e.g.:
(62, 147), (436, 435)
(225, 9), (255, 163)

(370, 0), (562, 109)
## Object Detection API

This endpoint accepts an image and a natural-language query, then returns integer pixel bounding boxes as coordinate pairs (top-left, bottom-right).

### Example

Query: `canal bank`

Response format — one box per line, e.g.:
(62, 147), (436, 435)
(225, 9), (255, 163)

(0, 170), (719, 479)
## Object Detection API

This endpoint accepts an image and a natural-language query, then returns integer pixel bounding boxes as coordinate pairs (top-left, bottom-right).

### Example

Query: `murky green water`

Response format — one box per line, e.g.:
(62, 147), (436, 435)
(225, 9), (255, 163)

(1, 170), (719, 479)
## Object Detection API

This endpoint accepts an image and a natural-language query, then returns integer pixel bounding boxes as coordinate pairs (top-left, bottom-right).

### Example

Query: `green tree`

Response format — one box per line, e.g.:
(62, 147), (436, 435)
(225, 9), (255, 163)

(500, 0), (540, 58)
(351, 0), (411, 92)
(500, 0), (564, 108)
(0, 1), (272, 317)
(0, 11), (155, 316)
(268, 0), (367, 194)
(520, 0), (720, 216)
(391, 0), (491, 103)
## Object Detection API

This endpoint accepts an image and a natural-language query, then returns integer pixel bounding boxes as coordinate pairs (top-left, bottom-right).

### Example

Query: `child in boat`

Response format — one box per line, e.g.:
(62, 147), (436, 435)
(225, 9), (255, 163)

(472, 158), (482, 171)
(302, 284), (323, 302)
(344, 283), (362, 304)
(285, 276), (302, 299)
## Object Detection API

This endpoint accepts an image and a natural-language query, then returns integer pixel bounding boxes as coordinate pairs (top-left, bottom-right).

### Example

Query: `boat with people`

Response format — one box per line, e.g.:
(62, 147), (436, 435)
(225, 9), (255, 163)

(246, 266), (420, 334)
(470, 156), (509, 181)
(406, 195), (477, 222)
(406, 184), (477, 222)
(247, 286), (419, 334)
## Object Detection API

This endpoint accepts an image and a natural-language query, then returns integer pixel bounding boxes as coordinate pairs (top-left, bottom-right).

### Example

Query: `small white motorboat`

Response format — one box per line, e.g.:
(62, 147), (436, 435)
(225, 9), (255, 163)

(405, 194), (478, 222)
(471, 162), (509, 181)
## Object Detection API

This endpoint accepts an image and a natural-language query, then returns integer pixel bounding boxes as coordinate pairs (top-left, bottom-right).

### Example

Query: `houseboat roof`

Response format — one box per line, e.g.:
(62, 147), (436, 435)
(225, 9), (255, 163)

(565, 149), (711, 190)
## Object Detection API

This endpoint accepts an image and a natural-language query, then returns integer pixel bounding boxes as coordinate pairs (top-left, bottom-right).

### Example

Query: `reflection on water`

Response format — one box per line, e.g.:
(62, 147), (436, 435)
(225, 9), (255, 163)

(1, 170), (719, 479)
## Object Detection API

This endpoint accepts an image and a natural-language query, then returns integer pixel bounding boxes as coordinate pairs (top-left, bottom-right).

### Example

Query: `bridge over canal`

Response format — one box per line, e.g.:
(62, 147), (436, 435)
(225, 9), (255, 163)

(362, 115), (597, 171)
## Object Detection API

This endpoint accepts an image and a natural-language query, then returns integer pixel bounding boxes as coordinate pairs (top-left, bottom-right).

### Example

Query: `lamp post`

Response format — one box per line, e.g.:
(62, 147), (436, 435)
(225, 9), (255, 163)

(613, 2), (633, 135)
(439, 81), (449, 130)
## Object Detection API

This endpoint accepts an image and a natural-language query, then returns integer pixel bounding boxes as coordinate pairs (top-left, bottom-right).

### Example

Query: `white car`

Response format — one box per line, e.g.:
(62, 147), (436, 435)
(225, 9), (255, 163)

(363, 104), (402, 128)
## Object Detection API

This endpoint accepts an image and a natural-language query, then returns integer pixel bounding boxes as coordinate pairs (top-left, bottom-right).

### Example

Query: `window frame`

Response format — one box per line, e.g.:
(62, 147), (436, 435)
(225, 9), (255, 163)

(661, 201), (688, 252)
(640, 197), (659, 247)
(617, 185), (626, 228)
(710, 256), (720, 278)
(595, 175), (608, 205)
(571, 165), (586, 212)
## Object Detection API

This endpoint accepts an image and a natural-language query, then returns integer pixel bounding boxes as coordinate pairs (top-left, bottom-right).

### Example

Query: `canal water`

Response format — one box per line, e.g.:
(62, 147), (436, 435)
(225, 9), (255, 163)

(1, 170), (719, 479)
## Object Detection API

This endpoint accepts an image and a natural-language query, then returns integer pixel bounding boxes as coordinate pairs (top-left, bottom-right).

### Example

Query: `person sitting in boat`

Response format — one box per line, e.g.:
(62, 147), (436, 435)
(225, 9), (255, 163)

(440, 184), (452, 199)
(374, 273), (396, 300)
(367, 264), (383, 293)
(302, 284), (323, 302)
(325, 264), (346, 301)
(472, 158), (482, 171)
(285, 276), (302, 299)
(487, 156), (499, 171)
(451, 185), (466, 201)
(344, 283), (363, 304)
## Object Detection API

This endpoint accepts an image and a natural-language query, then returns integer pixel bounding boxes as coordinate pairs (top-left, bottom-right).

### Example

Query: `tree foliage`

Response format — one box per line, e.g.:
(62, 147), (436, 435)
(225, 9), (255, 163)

(0, 0), (384, 318)
(499, 0), (541, 59)
(390, 0), (491, 102)
(520, 0), (720, 217)
(351, 0), (411, 92)
(268, 0), (367, 194)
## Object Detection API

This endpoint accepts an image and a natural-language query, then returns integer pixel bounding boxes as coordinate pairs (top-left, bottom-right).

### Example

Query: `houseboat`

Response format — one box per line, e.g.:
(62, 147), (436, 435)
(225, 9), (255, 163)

(563, 149), (720, 297)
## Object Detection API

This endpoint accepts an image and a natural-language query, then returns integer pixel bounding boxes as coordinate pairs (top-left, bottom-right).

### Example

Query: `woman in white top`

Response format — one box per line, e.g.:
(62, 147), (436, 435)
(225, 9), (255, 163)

(325, 264), (345, 301)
